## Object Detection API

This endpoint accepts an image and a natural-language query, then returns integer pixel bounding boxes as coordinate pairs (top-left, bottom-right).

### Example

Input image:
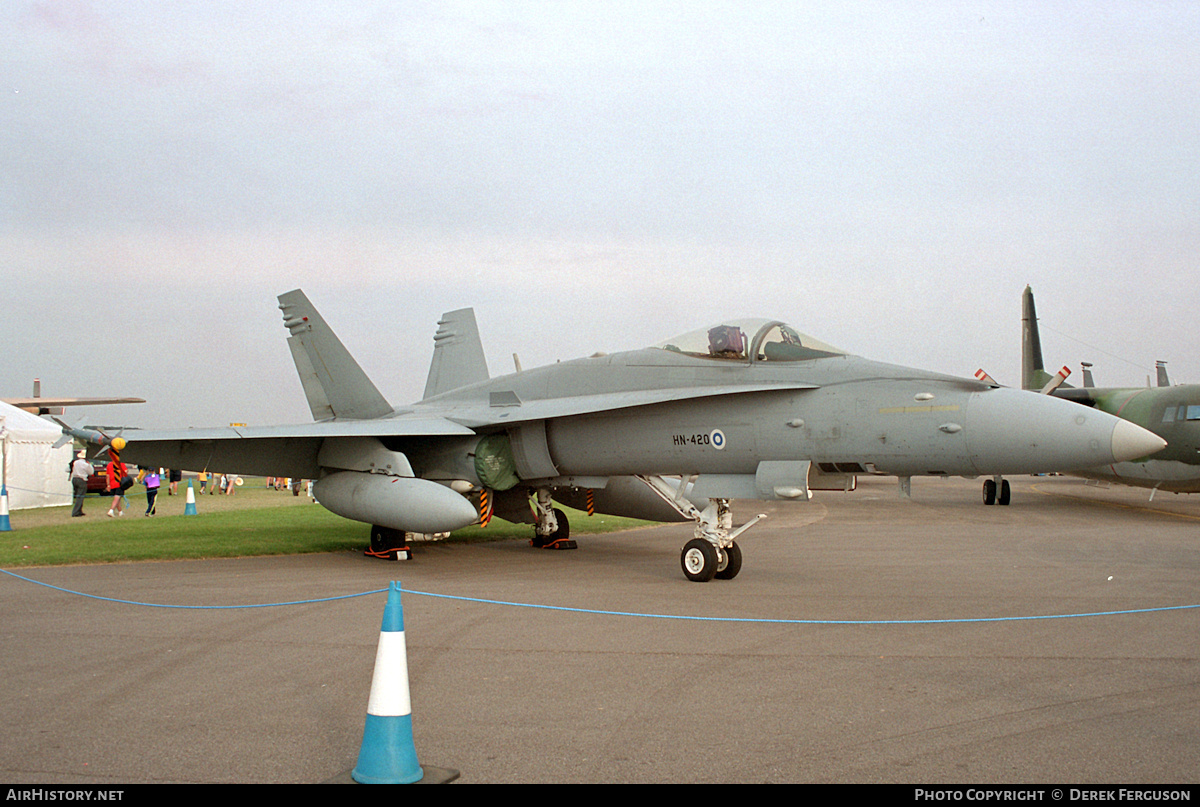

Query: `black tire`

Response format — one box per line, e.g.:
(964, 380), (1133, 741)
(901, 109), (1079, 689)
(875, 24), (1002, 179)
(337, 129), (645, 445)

(551, 508), (569, 542)
(714, 541), (743, 580)
(370, 525), (405, 553)
(681, 538), (718, 582)
(982, 478), (996, 505)
(998, 479), (1011, 506)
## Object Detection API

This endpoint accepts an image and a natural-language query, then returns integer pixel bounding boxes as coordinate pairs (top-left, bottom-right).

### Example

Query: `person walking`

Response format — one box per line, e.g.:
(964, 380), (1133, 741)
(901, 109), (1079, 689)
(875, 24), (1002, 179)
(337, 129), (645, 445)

(106, 450), (130, 517)
(143, 469), (161, 516)
(70, 451), (91, 517)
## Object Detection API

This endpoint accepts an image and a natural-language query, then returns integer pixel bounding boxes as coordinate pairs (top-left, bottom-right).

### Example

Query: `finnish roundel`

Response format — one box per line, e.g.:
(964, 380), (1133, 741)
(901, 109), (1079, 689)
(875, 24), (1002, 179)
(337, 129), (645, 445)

(710, 429), (726, 450)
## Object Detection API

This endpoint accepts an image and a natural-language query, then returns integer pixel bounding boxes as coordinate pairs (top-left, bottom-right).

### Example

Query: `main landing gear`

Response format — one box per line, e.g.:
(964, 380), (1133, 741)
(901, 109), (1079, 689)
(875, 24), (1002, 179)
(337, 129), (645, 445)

(532, 488), (576, 550)
(982, 476), (1011, 506)
(637, 475), (765, 582)
(366, 524), (411, 560)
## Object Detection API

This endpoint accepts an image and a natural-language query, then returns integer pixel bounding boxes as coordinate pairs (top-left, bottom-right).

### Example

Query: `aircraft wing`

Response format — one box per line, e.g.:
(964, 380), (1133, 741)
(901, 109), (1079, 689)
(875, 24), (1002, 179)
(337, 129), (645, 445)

(1050, 387), (1098, 406)
(126, 417), (475, 442)
(3, 396), (145, 415)
(118, 416), (476, 478)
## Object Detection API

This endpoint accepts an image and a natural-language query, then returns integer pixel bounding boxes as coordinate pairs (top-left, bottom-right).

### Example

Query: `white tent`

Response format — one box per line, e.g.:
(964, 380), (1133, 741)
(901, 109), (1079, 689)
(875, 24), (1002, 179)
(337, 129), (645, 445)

(0, 402), (73, 510)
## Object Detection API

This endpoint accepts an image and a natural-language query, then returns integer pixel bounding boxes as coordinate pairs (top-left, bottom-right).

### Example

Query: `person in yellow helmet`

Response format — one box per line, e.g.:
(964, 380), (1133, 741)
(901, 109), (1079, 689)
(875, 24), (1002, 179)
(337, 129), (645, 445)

(105, 448), (130, 517)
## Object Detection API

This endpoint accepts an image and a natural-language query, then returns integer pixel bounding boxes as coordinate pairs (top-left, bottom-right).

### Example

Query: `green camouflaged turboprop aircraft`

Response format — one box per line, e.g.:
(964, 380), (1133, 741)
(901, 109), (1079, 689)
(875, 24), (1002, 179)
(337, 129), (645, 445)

(1021, 285), (1200, 499)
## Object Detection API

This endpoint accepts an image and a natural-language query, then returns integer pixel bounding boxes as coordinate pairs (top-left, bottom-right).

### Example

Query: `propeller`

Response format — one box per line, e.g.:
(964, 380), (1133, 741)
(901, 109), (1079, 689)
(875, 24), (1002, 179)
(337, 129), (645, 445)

(974, 366), (1070, 395)
(1038, 366), (1071, 395)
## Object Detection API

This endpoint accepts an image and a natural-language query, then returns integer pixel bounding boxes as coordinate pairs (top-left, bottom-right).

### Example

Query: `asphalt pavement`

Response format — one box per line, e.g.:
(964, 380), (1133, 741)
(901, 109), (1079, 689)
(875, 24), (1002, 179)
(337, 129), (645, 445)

(1, 475), (1197, 784)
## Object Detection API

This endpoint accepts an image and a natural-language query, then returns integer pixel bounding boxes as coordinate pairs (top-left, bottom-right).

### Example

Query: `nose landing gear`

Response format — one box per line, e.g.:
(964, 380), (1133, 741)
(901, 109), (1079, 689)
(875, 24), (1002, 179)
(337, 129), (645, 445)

(637, 475), (764, 582)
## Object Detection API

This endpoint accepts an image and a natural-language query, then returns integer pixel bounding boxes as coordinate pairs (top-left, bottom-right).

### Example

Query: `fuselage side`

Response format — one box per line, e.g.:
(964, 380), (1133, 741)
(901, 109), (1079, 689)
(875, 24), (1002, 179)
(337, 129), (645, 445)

(414, 346), (1141, 482)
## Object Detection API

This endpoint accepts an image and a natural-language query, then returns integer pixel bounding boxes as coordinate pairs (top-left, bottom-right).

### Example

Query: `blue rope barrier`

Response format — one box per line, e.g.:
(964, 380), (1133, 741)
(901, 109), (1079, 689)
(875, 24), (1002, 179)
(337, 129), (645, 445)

(2, 567), (1197, 625)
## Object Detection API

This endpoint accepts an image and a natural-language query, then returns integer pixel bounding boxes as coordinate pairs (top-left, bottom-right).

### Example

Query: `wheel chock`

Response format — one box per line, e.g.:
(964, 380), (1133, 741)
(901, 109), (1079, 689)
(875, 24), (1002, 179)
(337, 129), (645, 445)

(541, 538), (577, 550)
(364, 546), (411, 561)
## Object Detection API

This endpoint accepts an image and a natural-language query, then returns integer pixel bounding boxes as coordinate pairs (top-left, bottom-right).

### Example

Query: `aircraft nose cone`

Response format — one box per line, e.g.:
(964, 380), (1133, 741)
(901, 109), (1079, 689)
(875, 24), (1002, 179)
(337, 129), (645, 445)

(1110, 419), (1167, 463)
(962, 387), (1166, 475)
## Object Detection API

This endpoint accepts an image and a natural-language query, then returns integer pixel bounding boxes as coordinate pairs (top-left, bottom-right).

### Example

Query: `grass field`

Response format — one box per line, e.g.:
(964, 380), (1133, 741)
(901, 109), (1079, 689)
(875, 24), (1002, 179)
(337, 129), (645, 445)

(0, 478), (652, 567)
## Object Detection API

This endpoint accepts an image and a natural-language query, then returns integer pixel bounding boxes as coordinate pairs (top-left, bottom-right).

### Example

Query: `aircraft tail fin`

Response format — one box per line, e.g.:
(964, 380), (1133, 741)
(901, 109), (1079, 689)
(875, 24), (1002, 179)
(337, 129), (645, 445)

(422, 308), (490, 400)
(277, 290), (393, 420)
(1021, 285), (1058, 391)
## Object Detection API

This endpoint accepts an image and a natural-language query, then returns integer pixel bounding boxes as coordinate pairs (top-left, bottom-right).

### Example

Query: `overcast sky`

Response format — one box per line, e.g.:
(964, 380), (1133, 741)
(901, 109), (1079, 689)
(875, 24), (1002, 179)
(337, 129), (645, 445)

(3, 1), (1198, 429)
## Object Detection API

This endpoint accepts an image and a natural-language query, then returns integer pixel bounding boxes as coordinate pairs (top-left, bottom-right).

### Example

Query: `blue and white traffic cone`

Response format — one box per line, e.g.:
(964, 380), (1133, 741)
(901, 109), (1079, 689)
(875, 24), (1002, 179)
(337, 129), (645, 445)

(184, 479), (198, 516)
(352, 581), (424, 784)
(0, 485), (11, 532)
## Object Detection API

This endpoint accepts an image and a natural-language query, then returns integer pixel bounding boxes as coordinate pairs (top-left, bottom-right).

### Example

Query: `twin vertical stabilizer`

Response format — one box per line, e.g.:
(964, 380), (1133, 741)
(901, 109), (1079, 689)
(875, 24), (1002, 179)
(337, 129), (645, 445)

(422, 308), (490, 400)
(278, 290), (393, 421)
(278, 291), (491, 419)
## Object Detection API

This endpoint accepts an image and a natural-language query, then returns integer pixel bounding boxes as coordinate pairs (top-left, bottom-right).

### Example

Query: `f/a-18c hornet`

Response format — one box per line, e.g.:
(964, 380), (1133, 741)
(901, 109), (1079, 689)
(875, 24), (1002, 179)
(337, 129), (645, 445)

(1020, 285), (1200, 499)
(60, 290), (1165, 582)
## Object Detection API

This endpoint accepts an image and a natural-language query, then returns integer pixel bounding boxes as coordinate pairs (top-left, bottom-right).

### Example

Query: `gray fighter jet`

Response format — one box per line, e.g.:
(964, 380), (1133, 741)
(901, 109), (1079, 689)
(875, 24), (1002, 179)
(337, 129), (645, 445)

(74, 290), (1165, 582)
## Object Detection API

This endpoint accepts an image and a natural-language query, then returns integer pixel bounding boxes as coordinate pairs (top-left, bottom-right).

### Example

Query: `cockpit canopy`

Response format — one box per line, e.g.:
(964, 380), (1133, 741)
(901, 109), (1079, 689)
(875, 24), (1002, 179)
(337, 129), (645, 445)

(655, 319), (847, 362)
